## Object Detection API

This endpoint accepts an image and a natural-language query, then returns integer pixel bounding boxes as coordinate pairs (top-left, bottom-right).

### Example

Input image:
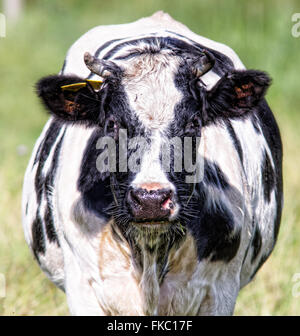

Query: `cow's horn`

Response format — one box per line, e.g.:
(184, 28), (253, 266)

(192, 50), (215, 78)
(84, 52), (113, 78)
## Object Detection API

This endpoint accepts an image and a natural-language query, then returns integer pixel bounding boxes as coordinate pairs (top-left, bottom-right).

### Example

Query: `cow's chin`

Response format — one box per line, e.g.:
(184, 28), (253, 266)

(131, 220), (171, 232)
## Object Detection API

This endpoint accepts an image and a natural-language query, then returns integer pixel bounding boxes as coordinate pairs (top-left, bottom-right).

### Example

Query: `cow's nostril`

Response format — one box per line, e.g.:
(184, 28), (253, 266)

(129, 189), (142, 206)
(127, 188), (174, 221)
(161, 196), (174, 210)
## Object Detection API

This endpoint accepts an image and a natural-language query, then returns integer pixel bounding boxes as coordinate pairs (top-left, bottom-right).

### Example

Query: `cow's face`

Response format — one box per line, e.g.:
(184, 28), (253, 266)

(37, 44), (270, 239)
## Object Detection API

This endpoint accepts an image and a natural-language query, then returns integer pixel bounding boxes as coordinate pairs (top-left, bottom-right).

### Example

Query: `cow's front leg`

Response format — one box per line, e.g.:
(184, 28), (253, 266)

(196, 278), (239, 316)
(63, 249), (106, 316)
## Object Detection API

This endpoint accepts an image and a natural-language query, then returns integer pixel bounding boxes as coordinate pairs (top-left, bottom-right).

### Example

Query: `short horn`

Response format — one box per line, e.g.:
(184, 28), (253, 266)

(192, 50), (215, 78)
(84, 52), (113, 78)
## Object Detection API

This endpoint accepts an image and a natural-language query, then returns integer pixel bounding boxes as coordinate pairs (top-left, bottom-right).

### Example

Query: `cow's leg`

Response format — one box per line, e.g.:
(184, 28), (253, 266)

(193, 265), (240, 316)
(197, 285), (239, 316)
(62, 244), (106, 316)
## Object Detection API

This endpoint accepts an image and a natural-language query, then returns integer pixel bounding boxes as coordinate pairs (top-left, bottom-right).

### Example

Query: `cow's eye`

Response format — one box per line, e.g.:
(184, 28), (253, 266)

(184, 115), (202, 137)
(104, 116), (119, 139)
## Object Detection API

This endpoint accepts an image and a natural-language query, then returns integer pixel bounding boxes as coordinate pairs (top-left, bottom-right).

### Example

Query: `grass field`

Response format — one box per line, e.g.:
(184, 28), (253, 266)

(0, 0), (300, 315)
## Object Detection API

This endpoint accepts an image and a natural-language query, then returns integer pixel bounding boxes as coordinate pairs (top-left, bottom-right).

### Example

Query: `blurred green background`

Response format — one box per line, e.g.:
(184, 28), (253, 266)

(0, 0), (299, 315)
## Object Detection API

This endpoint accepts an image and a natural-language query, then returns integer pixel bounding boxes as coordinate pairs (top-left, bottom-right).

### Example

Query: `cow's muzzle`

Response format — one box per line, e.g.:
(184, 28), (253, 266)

(126, 187), (175, 223)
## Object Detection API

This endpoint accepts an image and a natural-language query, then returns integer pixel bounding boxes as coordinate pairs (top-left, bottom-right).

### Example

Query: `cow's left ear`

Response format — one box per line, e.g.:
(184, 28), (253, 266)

(36, 75), (103, 123)
(205, 70), (271, 120)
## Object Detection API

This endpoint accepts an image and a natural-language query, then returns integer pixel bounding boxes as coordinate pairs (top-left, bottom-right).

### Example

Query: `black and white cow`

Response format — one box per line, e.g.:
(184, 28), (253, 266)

(22, 12), (283, 315)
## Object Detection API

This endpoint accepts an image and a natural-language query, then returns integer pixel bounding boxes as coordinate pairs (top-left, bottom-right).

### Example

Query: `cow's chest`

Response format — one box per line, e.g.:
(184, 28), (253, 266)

(97, 224), (205, 315)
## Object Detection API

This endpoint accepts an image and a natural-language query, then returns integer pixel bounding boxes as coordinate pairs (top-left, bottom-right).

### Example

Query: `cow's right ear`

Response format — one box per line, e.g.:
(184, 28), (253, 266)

(36, 75), (103, 123)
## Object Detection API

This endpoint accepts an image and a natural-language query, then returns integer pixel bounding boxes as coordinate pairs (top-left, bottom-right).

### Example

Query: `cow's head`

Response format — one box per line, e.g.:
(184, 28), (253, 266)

(36, 41), (270, 242)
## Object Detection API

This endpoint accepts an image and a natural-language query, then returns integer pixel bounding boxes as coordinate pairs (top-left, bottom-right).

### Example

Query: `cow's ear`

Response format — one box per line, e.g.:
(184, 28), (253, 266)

(206, 70), (271, 120)
(36, 75), (103, 123)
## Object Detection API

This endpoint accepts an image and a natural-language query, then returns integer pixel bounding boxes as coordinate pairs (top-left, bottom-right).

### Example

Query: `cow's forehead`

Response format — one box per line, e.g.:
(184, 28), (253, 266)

(121, 53), (183, 131)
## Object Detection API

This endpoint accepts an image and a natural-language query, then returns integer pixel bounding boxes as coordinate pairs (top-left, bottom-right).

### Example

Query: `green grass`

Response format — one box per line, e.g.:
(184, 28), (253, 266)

(0, 0), (299, 315)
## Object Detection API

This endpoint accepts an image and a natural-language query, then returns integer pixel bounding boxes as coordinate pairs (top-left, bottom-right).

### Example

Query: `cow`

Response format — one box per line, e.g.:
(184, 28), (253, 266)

(22, 11), (283, 316)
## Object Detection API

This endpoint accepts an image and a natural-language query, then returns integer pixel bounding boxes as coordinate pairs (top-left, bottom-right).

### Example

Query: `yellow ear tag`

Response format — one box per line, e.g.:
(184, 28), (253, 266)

(61, 82), (87, 92)
(86, 79), (103, 91)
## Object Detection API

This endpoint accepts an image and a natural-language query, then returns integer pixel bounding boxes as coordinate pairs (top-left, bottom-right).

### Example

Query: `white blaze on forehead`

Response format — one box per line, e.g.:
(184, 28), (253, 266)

(121, 53), (183, 131)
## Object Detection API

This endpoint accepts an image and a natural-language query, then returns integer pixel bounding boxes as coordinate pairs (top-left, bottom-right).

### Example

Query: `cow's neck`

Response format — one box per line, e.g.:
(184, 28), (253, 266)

(111, 222), (185, 315)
